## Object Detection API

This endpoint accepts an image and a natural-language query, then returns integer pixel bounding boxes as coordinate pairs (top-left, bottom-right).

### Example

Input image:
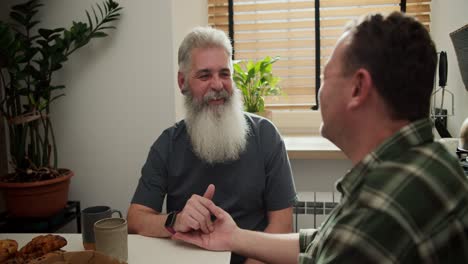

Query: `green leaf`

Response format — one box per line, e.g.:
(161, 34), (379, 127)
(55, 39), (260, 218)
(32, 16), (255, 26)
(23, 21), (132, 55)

(233, 76), (245, 86)
(233, 56), (282, 112)
(86, 10), (93, 30)
(38, 28), (53, 38)
(102, 18), (119, 23)
(52, 27), (65, 33)
(246, 60), (254, 71)
(92, 6), (99, 25)
(247, 67), (256, 79)
(107, 13), (121, 19)
(257, 97), (265, 112)
(29, 3), (44, 11)
(50, 85), (65, 90)
(108, 0), (119, 10)
(25, 9), (39, 21)
(24, 64), (41, 79)
(47, 34), (61, 42)
(233, 63), (243, 73)
(49, 93), (65, 104)
(91, 32), (108, 38)
(12, 4), (29, 13)
(64, 30), (71, 42)
(36, 39), (48, 47)
(27, 20), (40, 30)
(98, 26), (116, 30)
(255, 59), (263, 69)
(10, 11), (26, 26)
(51, 63), (62, 71)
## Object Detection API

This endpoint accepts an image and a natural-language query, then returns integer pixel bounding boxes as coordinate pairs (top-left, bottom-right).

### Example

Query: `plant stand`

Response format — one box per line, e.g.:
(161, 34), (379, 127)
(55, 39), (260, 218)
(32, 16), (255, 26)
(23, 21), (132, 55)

(0, 200), (81, 233)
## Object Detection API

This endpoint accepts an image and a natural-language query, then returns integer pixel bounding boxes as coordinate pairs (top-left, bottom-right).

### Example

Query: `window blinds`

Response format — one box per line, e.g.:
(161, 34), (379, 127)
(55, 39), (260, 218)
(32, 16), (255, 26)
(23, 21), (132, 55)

(208, 0), (431, 109)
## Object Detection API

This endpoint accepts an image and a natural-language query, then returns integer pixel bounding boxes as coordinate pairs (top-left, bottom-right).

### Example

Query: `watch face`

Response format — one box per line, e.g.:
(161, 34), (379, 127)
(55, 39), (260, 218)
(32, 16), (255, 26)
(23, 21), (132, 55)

(165, 211), (177, 227)
(165, 211), (178, 235)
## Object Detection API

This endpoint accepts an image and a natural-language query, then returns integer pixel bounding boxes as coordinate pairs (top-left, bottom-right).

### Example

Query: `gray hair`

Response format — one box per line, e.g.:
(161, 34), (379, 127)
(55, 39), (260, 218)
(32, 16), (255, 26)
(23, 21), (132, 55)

(178, 27), (233, 74)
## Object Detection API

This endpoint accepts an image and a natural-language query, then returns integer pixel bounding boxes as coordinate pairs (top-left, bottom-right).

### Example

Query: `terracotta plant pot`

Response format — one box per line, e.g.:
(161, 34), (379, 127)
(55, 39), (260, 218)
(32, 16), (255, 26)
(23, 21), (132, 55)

(0, 170), (74, 218)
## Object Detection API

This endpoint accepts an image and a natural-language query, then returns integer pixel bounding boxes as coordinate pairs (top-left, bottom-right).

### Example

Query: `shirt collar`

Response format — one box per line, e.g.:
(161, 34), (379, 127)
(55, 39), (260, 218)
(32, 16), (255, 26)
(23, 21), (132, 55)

(336, 118), (435, 197)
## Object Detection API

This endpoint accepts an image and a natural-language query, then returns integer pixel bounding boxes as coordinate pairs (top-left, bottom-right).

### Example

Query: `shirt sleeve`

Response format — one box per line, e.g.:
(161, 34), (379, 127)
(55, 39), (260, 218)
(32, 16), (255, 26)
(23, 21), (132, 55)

(299, 228), (319, 252)
(259, 119), (298, 211)
(130, 131), (170, 212)
(302, 207), (411, 264)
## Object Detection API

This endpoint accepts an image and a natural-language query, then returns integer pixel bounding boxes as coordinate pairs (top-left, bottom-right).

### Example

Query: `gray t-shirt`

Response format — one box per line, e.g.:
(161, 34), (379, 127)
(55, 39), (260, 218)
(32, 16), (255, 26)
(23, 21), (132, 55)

(132, 113), (297, 263)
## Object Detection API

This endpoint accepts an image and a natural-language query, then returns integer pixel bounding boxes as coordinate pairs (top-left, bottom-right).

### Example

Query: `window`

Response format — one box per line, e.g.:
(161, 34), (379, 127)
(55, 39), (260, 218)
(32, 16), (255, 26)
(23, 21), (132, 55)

(208, 0), (431, 135)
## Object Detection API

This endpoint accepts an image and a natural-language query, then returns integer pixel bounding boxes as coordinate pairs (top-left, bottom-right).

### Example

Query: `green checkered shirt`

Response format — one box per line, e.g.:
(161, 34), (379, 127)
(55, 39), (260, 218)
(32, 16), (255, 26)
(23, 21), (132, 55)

(299, 118), (468, 263)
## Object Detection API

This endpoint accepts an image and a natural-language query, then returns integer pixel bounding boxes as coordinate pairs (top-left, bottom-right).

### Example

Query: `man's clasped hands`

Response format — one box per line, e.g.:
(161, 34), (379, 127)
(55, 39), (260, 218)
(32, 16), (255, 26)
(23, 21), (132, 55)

(171, 184), (238, 251)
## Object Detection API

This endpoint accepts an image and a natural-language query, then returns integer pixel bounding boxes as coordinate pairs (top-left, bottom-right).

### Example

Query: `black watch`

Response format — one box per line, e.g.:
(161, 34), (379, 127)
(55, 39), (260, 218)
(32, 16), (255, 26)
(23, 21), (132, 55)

(165, 211), (178, 235)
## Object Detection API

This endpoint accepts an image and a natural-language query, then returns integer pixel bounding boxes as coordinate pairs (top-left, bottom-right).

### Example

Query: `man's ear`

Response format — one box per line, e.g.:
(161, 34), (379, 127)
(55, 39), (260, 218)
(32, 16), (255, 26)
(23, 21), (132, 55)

(348, 69), (372, 109)
(177, 71), (185, 94)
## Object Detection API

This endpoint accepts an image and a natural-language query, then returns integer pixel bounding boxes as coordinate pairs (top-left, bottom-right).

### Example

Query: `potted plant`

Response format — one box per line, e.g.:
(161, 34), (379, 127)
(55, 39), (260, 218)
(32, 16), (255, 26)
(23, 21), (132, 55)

(232, 56), (282, 118)
(0, 0), (122, 217)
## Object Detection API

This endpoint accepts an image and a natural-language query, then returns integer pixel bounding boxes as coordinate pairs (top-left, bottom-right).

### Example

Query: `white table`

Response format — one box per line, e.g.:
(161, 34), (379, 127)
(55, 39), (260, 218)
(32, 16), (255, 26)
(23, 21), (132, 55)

(0, 233), (230, 263)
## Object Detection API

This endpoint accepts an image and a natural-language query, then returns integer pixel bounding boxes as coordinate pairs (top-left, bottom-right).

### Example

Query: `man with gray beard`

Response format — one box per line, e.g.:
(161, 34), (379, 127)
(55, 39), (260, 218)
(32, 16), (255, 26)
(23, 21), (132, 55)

(183, 83), (248, 165)
(128, 27), (297, 264)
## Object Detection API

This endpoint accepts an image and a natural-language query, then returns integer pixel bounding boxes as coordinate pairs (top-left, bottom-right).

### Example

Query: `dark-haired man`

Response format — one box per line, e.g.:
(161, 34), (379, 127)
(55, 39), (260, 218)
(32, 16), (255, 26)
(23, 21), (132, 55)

(173, 12), (468, 263)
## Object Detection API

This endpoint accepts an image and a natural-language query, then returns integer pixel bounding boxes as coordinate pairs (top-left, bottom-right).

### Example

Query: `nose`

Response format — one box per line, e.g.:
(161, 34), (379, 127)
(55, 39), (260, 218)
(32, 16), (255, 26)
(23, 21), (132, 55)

(210, 75), (224, 91)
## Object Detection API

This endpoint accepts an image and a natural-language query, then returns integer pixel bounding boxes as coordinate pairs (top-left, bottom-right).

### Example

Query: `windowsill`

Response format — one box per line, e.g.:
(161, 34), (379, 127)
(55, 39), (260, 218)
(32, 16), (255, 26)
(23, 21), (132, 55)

(284, 136), (347, 160)
(267, 109), (346, 159)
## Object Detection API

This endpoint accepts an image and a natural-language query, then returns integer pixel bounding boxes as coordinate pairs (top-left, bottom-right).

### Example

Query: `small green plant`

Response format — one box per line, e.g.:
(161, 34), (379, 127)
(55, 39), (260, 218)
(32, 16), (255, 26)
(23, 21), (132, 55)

(233, 56), (282, 113)
(0, 0), (122, 182)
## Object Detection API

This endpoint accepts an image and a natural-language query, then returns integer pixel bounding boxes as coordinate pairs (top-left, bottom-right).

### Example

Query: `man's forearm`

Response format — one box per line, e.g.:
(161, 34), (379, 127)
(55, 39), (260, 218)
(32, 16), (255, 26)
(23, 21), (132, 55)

(244, 216), (293, 263)
(127, 206), (172, 237)
(231, 229), (299, 264)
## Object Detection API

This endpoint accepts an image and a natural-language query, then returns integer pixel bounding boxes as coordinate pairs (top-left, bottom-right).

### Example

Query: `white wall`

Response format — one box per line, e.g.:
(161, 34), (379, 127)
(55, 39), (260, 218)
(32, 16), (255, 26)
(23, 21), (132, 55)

(431, 0), (468, 137)
(291, 159), (351, 192)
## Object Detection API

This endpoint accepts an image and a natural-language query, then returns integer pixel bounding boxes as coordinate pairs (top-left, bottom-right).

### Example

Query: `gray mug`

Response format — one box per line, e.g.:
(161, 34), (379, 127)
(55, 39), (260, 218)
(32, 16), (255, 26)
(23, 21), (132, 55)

(94, 217), (128, 261)
(81, 205), (122, 250)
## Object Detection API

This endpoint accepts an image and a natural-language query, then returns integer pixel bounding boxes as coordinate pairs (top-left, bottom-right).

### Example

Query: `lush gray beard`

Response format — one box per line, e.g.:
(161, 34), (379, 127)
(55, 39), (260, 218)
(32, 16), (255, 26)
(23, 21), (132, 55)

(184, 88), (249, 164)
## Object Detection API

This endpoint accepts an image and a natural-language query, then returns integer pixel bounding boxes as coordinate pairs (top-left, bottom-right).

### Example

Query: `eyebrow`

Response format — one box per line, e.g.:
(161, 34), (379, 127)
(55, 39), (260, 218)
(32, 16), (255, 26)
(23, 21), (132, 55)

(194, 69), (211, 76)
(194, 68), (230, 76)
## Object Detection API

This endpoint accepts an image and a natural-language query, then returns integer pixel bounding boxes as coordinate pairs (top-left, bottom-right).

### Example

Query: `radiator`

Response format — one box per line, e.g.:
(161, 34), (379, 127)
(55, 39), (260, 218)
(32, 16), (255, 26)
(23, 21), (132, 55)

(293, 192), (341, 231)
